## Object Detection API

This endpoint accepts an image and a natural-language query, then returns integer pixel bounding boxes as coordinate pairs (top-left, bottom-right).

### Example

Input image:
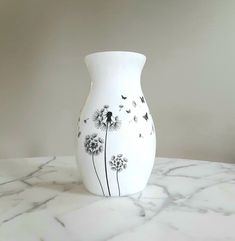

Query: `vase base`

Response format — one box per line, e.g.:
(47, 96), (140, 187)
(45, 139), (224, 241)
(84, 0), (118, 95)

(84, 184), (147, 197)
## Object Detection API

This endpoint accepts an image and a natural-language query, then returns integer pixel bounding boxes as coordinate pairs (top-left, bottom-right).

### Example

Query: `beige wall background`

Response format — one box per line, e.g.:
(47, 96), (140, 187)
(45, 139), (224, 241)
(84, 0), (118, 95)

(0, 0), (235, 163)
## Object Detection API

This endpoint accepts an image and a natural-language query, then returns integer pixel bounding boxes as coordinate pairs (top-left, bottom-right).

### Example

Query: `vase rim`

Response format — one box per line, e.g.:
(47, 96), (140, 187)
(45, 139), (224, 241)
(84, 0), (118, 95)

(85, 51), (146, 61)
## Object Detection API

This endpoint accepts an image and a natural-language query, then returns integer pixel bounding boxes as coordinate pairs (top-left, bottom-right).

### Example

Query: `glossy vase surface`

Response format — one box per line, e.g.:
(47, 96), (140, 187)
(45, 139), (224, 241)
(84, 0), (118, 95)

(76, 51), (156, 197)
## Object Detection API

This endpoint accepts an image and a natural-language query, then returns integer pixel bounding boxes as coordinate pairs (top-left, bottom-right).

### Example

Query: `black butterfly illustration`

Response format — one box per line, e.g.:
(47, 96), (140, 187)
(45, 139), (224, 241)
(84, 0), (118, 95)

(126, 109), (131, 114)
(84, 118), (89, 123)
(132, 101), (137, 107)
(121, 95), (127, 100)
(140, 96), (145, 103)
(119, 105), (124, 111)
(143, 112), (148, 121)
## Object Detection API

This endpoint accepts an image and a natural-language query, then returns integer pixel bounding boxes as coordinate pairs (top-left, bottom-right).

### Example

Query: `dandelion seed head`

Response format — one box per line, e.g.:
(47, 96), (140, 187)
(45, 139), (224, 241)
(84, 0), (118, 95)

(93, 107), (121, 131)
(109, 154), (128, 172)
(84, 134), (104, 156)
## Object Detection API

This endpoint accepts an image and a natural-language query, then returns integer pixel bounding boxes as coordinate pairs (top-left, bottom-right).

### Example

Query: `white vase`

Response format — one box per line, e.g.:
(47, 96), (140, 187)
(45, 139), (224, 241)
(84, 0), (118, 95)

(76, 51), (156, 197)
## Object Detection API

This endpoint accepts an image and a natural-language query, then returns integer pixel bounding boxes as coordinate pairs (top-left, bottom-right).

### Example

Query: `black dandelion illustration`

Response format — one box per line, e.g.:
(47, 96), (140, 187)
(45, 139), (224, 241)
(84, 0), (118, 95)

(84, 134), (105, 195)
(93, 105), (121, 196)
(109, 154), (128, 196)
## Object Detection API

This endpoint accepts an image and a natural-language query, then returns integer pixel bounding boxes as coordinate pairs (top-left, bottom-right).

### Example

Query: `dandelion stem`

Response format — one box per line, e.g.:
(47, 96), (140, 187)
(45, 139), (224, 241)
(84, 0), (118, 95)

(116, 171), (120, 196)
(92, 154), (105, 196)
(104, 124), (111, 196)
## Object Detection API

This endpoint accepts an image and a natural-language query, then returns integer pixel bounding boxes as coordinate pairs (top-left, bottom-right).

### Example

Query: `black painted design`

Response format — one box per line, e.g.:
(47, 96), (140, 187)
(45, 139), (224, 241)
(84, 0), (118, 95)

(119, 105), (124, 111)
(109, 154), (128, 196)
(143, 112), (148, 121)
(93, 106), (121, 131)
(140, 96), (145, 103)
(93, 106), (121, 196)
(83, 94), (152, 195)
(77, 131), (81, 138)
(84, 134), (105, 195)
(84, 118), (89, 123)
(84, 134), (103, 155)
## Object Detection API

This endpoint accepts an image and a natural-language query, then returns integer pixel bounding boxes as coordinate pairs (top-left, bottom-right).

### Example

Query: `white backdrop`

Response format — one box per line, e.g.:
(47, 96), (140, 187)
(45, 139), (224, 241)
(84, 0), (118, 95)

(0, 0), (234, 163)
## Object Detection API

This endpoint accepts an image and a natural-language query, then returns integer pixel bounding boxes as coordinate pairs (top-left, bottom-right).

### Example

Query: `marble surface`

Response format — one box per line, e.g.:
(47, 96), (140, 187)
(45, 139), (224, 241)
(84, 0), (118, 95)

(0, 156), (235, 241)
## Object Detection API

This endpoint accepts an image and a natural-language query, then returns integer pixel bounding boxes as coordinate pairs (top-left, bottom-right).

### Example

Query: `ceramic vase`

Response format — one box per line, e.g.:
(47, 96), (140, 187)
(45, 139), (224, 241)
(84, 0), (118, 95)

(76, 51), (156, 197)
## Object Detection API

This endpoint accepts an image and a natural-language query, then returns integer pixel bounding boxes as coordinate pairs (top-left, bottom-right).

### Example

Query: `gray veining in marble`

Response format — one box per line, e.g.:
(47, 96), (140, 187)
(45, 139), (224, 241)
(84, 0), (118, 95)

(0, 156), (234, 241)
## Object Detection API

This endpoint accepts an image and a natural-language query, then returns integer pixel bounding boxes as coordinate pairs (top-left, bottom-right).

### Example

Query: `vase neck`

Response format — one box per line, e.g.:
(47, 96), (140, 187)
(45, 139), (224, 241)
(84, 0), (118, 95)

(85, 51), (146, 85)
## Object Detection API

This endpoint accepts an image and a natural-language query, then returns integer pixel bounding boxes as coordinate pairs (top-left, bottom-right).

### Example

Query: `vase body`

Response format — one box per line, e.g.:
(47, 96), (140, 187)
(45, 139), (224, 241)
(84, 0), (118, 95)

(76, 51), (156, 197)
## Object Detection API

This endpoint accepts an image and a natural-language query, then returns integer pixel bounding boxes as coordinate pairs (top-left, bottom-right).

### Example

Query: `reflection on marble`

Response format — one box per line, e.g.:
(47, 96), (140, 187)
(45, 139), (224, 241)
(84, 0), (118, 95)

(0, 156), (235, 241)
